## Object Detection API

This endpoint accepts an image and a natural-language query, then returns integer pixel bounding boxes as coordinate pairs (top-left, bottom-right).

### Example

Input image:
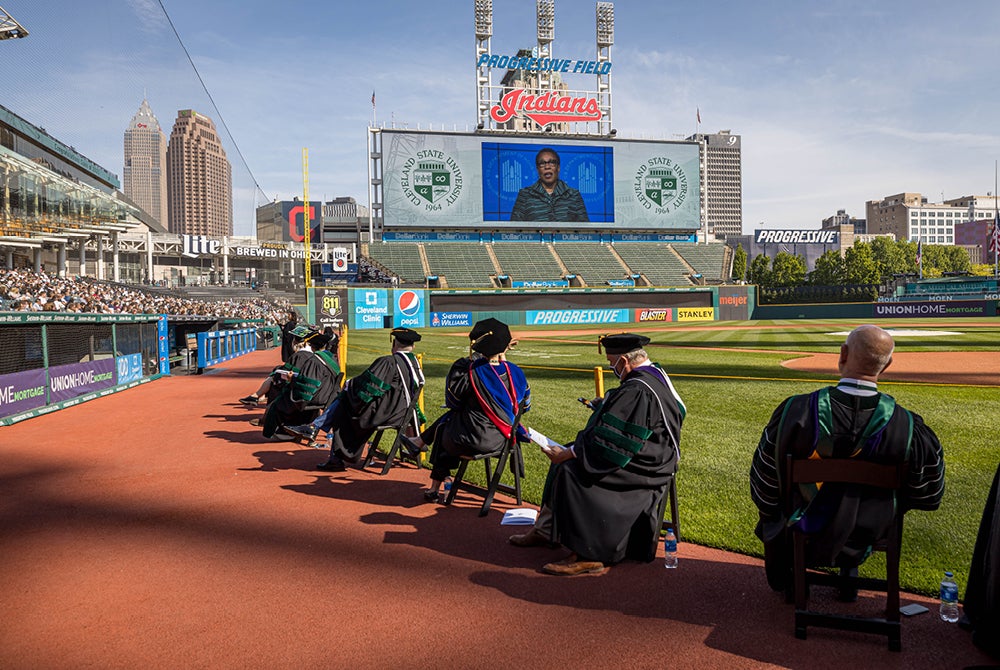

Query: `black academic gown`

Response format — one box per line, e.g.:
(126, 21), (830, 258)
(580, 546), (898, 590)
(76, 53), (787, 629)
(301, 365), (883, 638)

(280, 319), (298, 362)
(548, 364), (685, 565)
(328, 351), (423, 461)
(262, 348), (340, 438)
(749, 387), (944, 582)
(428, 359), (530, 480)
(964, 462), (1000, 659)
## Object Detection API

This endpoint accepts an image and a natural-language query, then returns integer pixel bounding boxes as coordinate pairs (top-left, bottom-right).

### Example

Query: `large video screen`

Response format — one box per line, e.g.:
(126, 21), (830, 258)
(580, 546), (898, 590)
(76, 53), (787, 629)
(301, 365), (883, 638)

(381, 130), (700, 231)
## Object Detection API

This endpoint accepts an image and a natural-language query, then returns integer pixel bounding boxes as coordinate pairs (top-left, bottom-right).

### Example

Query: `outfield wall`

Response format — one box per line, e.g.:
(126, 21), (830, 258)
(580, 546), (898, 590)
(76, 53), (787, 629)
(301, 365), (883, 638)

(308, 285), (756, 330)
(752, 299), (998, 320)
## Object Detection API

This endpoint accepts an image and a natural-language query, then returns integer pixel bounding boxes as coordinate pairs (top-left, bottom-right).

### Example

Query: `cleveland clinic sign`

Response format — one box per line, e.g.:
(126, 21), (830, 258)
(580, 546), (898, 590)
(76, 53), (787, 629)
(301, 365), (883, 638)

(754, 230), (839, 245)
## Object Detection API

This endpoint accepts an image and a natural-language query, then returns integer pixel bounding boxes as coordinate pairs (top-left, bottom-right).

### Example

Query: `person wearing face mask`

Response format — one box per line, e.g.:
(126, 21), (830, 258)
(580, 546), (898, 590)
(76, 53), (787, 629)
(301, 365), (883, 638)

(509, 333), (686, 576)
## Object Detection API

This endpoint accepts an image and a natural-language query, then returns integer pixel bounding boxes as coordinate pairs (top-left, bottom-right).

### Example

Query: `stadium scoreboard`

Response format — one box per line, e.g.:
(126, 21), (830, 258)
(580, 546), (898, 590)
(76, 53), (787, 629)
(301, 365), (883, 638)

(381, 129), (701, 232)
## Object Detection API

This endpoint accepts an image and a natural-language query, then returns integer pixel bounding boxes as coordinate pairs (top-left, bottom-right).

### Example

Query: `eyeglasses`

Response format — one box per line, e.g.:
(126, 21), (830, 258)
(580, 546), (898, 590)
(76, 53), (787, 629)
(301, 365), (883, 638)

(537, 159), (559, 167)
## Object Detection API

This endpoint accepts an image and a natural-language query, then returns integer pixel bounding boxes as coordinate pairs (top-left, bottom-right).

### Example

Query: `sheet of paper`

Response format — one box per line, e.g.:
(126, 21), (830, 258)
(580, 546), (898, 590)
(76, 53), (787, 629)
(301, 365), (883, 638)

(527, 427), (565, 452)
(501, 508), (539, 525)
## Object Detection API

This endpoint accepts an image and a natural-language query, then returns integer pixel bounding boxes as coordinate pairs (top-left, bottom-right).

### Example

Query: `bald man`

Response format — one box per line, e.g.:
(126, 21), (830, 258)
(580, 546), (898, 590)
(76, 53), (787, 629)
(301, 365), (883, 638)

(750, 325), (945, 596)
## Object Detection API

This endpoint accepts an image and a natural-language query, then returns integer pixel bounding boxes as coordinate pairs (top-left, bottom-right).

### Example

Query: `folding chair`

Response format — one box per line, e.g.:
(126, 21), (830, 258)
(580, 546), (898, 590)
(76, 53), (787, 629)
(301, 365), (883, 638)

(444, 402), (526, 517)
(660, 471), (681, 541)
(785, 454), (907, 651)
(362, 387), (423, 475)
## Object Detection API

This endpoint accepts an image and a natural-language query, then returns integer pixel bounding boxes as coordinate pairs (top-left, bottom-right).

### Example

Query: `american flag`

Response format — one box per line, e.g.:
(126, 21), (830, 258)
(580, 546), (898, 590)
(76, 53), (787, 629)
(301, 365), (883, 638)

(990, 211), (1000, 254)
(371, 90), (376, 108)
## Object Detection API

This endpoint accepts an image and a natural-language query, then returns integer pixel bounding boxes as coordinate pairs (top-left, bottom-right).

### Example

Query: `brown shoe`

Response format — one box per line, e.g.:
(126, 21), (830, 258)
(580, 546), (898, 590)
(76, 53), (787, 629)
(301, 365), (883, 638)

(508, 528), (557, 548)
(541, 555), (606, 576)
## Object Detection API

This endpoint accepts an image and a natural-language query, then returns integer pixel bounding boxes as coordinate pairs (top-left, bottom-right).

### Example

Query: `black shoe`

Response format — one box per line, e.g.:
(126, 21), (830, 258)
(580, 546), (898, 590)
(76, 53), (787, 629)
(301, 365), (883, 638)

(423, 489), (440, 503)
(238, 395), (259, 407)
(400, 435), (424, 457)
(837, 567), (859, 603)
(285, 423), (319, 441)
(316, 457), (346, 472)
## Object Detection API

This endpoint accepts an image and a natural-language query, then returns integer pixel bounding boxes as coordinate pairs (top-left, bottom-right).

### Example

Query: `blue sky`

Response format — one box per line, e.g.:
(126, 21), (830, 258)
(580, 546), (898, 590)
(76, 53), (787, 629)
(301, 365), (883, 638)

(3, 0), (1000, 237)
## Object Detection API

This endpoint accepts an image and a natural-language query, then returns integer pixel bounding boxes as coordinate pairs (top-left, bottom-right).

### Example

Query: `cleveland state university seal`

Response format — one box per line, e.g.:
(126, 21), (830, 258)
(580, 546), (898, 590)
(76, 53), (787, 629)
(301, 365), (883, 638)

(400, 149), (463, 211)
(633, 158), (688, 213)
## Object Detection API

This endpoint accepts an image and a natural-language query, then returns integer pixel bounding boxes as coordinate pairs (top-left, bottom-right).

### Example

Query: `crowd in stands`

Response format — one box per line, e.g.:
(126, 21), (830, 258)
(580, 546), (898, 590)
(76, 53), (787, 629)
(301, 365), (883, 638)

(357, 256), (397, 285)
(0, 268), (291, 322)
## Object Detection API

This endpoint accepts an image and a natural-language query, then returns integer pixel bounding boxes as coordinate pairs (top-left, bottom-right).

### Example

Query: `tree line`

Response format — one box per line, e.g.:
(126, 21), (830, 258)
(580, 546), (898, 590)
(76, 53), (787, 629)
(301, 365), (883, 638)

(730, 238), (991, 304)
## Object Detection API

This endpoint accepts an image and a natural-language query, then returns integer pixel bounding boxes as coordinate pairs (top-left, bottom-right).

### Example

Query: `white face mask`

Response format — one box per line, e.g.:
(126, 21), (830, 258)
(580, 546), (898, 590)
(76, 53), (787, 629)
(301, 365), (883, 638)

(611, 356), (627, 379)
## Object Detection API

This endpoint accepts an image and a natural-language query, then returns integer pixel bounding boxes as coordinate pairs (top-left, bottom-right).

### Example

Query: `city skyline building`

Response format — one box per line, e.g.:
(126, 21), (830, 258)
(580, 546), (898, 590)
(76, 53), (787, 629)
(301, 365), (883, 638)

(123, 98), (168, 229)
(866, 192), (1000, 245)
(686, 130), (742, 239)
(166, 109), (232, 237)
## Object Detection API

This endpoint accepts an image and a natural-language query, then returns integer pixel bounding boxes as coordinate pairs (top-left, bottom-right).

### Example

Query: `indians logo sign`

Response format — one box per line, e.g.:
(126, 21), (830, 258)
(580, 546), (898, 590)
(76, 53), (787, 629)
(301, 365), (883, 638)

(490, 89), (602, 128)
(400, 150), (463, 211)
(634, 158), (689, 213)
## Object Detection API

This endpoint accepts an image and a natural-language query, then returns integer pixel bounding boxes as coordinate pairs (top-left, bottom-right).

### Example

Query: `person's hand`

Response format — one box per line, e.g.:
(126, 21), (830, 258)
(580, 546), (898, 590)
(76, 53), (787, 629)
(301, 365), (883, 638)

(541, 444), (574, 464)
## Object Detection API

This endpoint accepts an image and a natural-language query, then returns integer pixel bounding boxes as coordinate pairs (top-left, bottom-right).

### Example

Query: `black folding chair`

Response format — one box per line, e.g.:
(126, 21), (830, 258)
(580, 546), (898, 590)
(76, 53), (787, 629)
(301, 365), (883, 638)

(362, 387), (423, 475)
(444, 401), (526, 517)
(784, 454), (907, 651)
(661, 471), (681, 541)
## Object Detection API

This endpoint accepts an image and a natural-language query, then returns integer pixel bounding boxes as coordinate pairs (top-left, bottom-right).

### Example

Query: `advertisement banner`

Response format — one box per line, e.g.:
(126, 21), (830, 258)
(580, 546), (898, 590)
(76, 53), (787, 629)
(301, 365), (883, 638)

(635, 308), (673, 322)
(350, 288), (389, 330)
(315, 288), (348, 330)
(0, 368), (48, 419)
(48, 359), (116, 403)
(677, 307), (715, 322)
(717, 286), (752, 321)
(393, 289), (427, 328)
(512, 280), (569, 288)
(525, 309), (629, 326)
(116, 353), (144, 385)
(873, 301), (989, 318)
(157, 315), (170, 374)
(430, 311), (473, 328)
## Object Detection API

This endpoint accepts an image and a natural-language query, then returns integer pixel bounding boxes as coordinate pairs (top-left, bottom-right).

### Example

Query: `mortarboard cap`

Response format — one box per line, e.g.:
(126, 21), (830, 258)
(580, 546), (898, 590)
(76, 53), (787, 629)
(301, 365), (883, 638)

(390, 327), (422, 345)
(469, 318), (512, 357)
(599, 333), (651, 355)
(289, 325), (315, 339)
(307, 332), (332, 349)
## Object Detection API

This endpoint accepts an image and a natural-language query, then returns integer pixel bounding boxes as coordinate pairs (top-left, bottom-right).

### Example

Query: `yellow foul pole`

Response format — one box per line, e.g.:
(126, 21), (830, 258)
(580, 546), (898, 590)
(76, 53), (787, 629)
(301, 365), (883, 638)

(302, 148), (313, 318)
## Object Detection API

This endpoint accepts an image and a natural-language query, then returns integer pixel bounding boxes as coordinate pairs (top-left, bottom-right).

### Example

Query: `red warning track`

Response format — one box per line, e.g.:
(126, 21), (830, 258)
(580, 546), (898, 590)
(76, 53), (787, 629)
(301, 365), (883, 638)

(0, 350), (991, 668)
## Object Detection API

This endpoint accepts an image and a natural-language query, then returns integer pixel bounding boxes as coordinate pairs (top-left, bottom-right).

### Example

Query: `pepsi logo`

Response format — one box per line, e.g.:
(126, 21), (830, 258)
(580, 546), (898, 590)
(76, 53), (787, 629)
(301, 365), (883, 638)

(397, 291), (421, 317)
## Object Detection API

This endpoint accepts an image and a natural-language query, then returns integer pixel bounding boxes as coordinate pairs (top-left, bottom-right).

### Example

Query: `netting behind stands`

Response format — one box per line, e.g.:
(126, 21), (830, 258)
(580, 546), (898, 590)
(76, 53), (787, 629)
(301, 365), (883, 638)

(46, 324), (115, 367)
(0, 325), (44, 375)
(116, 322), (161, 375)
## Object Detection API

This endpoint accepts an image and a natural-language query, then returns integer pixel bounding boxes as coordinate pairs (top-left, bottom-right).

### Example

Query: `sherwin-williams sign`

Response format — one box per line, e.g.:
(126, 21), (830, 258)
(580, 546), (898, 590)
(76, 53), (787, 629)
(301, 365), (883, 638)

(430, 312), (473, 328)
(48, 359), (116, 403)
(0, 368), (47, 418)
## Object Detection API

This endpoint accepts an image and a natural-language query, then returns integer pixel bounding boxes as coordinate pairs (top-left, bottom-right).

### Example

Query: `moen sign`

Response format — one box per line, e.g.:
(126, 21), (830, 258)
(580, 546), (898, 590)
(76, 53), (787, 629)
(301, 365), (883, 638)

(755, 230), (839, 245)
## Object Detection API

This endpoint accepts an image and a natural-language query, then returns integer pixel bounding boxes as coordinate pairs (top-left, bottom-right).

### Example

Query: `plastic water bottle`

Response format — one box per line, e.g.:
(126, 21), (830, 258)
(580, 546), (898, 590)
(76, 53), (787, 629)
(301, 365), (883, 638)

(663, 529), (678, 569)
(939, 571), (959, 622)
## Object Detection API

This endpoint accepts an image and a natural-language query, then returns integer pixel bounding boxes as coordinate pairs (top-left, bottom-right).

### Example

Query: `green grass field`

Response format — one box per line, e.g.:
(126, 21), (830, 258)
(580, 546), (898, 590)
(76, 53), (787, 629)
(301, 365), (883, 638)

(342, 318), (1000, 597)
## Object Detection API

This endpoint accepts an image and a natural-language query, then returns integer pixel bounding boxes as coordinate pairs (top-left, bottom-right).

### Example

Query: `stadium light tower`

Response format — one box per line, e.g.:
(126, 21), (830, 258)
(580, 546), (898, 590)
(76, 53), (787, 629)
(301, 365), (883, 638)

(474, 0), (493, 131)
(0, 5), (28, 40)
(595, 2), (614, 136)
(534, 0), (555, 133)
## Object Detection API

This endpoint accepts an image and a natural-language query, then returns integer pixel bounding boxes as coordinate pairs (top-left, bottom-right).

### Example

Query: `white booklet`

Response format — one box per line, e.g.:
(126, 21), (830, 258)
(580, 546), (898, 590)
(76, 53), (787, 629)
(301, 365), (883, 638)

(527, 427), (566, 453)
(501, 508), (539, 525)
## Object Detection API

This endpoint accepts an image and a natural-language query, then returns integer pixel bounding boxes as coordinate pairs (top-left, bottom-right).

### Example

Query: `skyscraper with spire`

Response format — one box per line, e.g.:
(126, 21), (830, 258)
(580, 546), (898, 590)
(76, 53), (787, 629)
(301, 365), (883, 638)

(166, 109), (232, 237)
(123, 98), (168, 228)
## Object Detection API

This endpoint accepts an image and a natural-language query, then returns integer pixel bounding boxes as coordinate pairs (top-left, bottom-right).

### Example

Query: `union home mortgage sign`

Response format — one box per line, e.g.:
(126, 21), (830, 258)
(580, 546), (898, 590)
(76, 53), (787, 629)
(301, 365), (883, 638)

(480, 53), (611, 128)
